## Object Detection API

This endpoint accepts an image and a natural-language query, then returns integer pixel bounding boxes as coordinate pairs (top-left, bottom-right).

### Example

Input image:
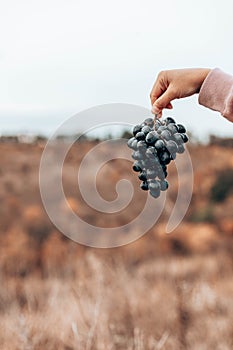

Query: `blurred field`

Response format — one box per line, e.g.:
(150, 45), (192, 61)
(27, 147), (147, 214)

(0, 139), (232, 350)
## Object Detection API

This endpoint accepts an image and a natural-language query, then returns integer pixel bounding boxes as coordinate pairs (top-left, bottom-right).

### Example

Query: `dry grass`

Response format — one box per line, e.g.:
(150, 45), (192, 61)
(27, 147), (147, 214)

(0, 251), (232, 350)
(0, 141), (232, 349)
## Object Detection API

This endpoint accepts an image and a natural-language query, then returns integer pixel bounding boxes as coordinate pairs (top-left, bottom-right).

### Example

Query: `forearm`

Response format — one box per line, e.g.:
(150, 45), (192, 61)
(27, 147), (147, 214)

(198, 68), (233, 122)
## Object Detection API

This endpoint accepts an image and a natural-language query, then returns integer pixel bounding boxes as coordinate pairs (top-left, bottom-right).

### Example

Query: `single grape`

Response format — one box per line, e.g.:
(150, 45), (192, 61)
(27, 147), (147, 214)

(144, 117), (154, 127)
(137, 140), (147, 152)
(135, 131), (145, 141)
(132, 162), (142, 172)
(165, 117), (176, 125)
(140, 181), (149, 191)
(159, 180), (169, 191)
(170, 152), (176, 160)
(149, 188), (160, 198)
(127, 137), (135, 149)
(133, 125), (142, 136)
(177, 144), (185, 154)
(154, 139), (165, 151)
(146, 147), (157, 160)
(167, 123), (178, 134)
(158, 168), (167, 180)
(173, 133), (184, 145)
(154, 120), (163, 130)
(132, 151), (144, 160)
(141, 125), (152, 135)
(181, 133), (189, 143)
(161, 130), (172, 141)
(146, 131), (159, 145)
(157, 125), (167, 134)
(138, 171), (147, 181)
(161, 163), (167, 172)
(166, 140), (178, 153)
(131, 139), (138, 150)
(148, 179), (160, 191)
(177, 124), (186, 133)
(159, 151), (171, 165)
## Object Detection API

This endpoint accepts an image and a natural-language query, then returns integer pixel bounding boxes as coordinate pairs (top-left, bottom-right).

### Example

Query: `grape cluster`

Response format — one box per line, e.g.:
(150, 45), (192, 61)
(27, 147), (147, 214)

(127, 117), (188, 198)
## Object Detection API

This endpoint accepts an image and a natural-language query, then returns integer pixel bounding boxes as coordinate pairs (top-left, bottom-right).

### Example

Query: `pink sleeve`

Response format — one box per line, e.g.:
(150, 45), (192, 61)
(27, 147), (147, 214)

(198, 68), (233, 122)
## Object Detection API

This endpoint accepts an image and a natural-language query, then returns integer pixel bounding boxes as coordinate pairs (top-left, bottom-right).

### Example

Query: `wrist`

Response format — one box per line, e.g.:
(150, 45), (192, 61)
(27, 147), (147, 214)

(197, 68), (211, 92)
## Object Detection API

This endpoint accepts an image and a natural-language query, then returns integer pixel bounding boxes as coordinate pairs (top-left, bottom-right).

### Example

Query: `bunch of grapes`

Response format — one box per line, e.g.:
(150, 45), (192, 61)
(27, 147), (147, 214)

(127, 117), (188, 198)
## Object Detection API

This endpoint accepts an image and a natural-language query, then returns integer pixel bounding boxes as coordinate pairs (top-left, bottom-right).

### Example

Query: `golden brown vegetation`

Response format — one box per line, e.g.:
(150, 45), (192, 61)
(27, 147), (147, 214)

(0, 141), (232, 350)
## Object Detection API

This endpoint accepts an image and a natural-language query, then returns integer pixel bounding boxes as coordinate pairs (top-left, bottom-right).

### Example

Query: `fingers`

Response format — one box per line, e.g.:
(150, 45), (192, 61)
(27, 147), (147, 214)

(152, 86), (176, 115)
(150, 83), (164, 106)
(150, 72), (166, 106)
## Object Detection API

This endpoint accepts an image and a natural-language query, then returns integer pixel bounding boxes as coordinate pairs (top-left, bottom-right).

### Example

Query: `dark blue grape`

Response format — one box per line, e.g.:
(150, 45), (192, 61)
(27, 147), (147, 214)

(181, 133), (189, 143)
(148, 179), (160, 191)
(173, 133), (184, 145)
(132, 161), (142, 172)
(141, 125), (152, 135)
(137, 140), (147, 152)
(159, 151), (171, 165)
(149, 188), (160, 198)
(135, 132), (145, 140)
(146, 146), (157, 158)
(140, 181), (148, 191)
(154, 139), (165, 151)
(131, 139), (138, 150)
(161, 130), (172, 141)
(159, 180), (169, 191)
(127, 137), (135, 149)
(146, 168), (157, 179)
(157, 125), (167, 134)
(177, 144), (185, 154)
(138, 171), (147, 181)
(133, 125), (142, 136)
(132, 151), (144, 160)
(167, 123), (178, 134)
(170, 152), (176, 160)
(166, 140), (178, 153)
(161, 164), (167, 172)
(158, 168), (167, 180)
(165, 117), (176, 125)
(154, 120), (163, 130)
(144, 117), (154, 127)
(146, 131), (159, 145)
(177, 124), (186, 133)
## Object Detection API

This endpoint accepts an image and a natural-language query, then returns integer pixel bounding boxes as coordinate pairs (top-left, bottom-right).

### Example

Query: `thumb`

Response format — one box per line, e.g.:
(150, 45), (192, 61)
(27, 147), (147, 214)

(153, 86), (176, 111)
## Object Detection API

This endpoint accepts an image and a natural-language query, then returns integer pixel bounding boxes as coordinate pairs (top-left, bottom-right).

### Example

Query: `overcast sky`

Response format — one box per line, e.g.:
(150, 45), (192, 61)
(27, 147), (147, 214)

(0, 0), (233, 138)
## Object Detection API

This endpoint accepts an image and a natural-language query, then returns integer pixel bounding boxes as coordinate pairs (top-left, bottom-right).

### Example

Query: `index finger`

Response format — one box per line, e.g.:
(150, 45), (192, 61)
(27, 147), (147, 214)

(150, 77), (165, 105)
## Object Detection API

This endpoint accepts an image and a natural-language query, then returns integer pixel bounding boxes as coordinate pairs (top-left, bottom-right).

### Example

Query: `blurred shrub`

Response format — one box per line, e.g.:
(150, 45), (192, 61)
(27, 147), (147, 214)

(211, 169), (233, 203)
(121, 130), (132, 139)
(189, 206), (214, 223)
(209, 135), (233, 147)
(23, 206), (51, 244)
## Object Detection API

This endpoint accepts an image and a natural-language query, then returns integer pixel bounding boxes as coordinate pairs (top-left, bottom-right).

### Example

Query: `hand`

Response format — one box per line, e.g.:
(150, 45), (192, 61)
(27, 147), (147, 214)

(150, 68), (211, 117)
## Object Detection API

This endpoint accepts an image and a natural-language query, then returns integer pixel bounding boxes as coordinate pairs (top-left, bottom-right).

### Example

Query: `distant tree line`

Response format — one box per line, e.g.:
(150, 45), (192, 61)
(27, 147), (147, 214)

(1, 132), (233, 146)
(209, 135), (233, 147)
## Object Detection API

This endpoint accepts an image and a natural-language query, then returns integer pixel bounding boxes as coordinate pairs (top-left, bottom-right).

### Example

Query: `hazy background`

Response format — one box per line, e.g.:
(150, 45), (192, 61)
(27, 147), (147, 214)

(0, 2), (233, 348)
(0, 0), (233, 138)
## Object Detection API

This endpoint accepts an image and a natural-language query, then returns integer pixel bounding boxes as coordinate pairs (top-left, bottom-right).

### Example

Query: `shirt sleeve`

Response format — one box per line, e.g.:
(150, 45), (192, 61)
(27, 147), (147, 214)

(198, 68), (233, 122)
